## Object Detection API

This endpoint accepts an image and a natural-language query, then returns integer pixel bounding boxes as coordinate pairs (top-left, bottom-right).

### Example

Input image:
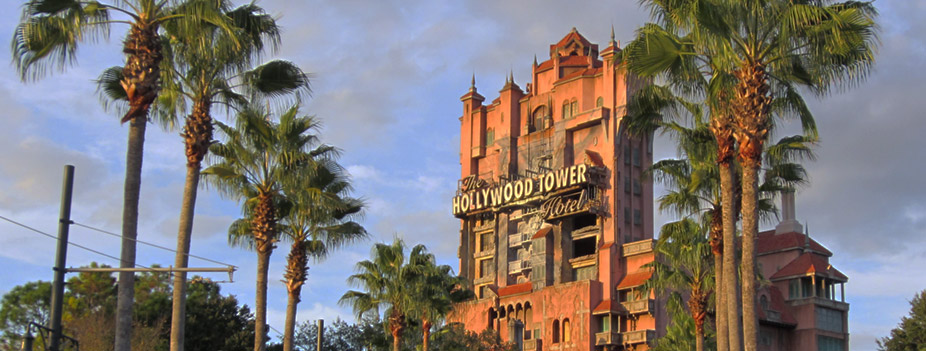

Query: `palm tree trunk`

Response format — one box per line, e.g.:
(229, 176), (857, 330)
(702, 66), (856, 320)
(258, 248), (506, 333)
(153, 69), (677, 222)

(709, 213), (728, 351)
(734, 63), (771, 351)
(253, 192), (277, 351)
(282, 288), (299, 351)
(711, 111), (741, 351)
(389, 313), (406, 351)
(740, 163), (760, 351)
(720, 162), (741, 351)
(255, 249), (271, 351)
(422, 319), (432, 351)
(114, 19), (162, 351)
(169, 99), (213, 351)
(114, 115), (147, 351)
(169, 165), (200, 351)
(283, 241), (307, 351)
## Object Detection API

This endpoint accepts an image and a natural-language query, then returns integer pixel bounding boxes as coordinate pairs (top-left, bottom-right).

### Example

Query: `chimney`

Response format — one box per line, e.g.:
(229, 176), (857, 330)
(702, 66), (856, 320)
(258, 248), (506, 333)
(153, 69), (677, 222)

(775, 191), (804, 234)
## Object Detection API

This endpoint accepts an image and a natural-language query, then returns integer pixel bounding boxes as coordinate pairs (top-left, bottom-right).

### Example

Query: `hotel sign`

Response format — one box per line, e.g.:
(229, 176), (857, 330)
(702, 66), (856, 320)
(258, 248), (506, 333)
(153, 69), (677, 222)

(452, 163), (591, 217)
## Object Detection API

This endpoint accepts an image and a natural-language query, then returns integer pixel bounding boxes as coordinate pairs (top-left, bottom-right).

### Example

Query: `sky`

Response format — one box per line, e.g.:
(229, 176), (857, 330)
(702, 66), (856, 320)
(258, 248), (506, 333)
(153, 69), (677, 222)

(0, 1), (923, 350)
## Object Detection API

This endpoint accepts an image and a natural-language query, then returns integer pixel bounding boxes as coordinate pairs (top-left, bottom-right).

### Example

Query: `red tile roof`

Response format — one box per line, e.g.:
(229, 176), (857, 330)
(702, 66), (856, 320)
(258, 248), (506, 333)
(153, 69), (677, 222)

(770, 252), (848, 281)
(552, 29), (593, 51)
(592, 299), (626, 314)
(757, 230), (832, 256)
(497, 282), (532, 297)
(532, 226), (552, 239)
(758, 286), (798, 326)
(617, 270), (653, 289)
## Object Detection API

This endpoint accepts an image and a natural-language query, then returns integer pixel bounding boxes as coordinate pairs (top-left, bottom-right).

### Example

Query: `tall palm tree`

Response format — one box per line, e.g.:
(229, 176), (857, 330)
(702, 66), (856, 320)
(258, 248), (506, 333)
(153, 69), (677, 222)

(408, 253), (473, 351)
(159, 6), (308, 350)
(13, 1), (235, 350)
(279, 162), (367, 351)
(622, 1), (875, 349)
(625, 82), (815, 350)
(643, 219), (713, 351)
(706, 3), (877, 349)
(203, 102), (324, 351)
(340, 239), (431, 351)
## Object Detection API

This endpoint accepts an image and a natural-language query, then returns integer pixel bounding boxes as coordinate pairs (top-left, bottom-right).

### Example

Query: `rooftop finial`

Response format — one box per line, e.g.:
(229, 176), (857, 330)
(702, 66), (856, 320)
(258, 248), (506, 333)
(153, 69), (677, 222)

(611, 25), (616, 43)
(471, 73), (476, 88)
(534, 54), (538, 66)
(571, 26), (577, 33)
(510, 69), (515, 84)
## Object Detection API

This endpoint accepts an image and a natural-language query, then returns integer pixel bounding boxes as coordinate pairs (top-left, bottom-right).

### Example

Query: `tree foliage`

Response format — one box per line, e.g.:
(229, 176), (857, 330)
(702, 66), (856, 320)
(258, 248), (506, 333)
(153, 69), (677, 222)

(878, 290), (926, 351)
(0, 264), (256, 351)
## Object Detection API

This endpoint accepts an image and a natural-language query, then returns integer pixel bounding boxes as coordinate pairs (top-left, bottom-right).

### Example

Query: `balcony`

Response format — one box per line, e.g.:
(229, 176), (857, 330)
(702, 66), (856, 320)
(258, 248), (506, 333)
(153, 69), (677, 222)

(523, 338), (542, 350)
(621, 299), (654, 315)
(622, 239), (654, 257)
(622, 329), (656, 345)
(508, 259), (531, 273)
(594, 331), (621, 346)
(509, 233), (527, 247)
(474, 247), (495, 259)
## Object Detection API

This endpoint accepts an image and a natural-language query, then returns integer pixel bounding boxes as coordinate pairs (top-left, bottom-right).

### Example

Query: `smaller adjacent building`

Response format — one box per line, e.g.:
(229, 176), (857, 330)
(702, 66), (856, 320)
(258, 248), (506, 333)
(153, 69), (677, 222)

(755, 192), (849, 351)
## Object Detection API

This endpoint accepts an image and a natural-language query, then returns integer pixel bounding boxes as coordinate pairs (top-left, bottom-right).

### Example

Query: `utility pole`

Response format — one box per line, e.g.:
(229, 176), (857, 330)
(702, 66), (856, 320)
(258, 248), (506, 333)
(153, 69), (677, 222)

(49, 165), (74, 351)
(316, 319), (324, 351)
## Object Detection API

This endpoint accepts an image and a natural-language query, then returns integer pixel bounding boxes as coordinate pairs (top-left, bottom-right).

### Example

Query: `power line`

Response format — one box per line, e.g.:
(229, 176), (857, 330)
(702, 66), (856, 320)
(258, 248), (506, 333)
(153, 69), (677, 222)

(71, 221), (236, 268)
(0, 214), (176, 279)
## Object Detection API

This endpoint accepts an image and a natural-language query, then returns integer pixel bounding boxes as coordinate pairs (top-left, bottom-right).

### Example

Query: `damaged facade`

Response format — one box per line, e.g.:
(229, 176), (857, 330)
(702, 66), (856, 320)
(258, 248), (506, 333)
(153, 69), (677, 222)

(449, 29), (665, 351)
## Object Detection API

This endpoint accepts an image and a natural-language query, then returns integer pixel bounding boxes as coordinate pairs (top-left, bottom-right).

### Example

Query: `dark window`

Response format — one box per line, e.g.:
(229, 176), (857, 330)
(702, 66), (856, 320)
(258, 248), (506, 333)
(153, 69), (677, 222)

(552, 320), (560, 343)
(633, 209), (642, 226)
(624, 208), (631, 224)
(633, 179), (642, 195)
(573, 237), (597, 258)
(624, 146), (631, 165)
(624, 176), (631, 193)
(574, 214), (597, 230)
(632, 147), (641, 167)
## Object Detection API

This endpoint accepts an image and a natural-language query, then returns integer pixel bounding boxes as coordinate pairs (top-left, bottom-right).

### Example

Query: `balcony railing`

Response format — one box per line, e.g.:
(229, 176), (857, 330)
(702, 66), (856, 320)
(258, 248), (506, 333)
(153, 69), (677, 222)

(523, 338), (541, 350)
(509, 233), (526, 247)
(508, 259), (531, 273)
(594, 331), (621, 346)
(622, 329), (656, 344)
(622, 239), (654, 257)
(621, 299), (654, 314)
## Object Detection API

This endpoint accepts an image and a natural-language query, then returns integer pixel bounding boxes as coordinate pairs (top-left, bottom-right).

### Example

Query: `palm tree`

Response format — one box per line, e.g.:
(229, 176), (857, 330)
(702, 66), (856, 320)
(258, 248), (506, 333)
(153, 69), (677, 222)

(643, 219), (713, 351)
(622, 1), (876, 349)
(408, 254), (473, 351)
(279, 162), (367, 351)
(625, 84), (815, 350)
(13, 1), (235, 350)
(340, 239), (432, 351)
(204, 102), (324, 351)
(158, 7), (308, 350)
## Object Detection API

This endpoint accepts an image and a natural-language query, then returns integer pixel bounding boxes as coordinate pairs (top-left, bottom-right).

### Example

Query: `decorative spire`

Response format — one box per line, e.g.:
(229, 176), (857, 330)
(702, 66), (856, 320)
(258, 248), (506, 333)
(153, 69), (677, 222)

(571, 26), (577, 33)
(471, 73), (476, 88)
(611, 25), (615, 43)
(534, 54), (538, 67)
(510, 70), (515, 84)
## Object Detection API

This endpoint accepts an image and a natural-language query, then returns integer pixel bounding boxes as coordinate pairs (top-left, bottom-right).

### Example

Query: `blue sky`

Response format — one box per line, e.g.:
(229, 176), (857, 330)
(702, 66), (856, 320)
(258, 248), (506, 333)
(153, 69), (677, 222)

(1, 1), (924, 349)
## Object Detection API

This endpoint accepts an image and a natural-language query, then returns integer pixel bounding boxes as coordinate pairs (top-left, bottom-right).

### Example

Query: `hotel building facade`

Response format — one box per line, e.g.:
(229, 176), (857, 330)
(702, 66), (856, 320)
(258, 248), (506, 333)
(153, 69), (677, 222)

(449, 29), (849, 351)
(449, 29), (664, 351)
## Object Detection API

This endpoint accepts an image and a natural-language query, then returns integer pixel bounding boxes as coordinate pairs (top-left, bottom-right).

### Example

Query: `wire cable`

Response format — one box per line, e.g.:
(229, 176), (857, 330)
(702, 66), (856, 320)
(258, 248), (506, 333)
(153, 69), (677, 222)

(0, 214), (176, 279)
(71, 221), (236, 268)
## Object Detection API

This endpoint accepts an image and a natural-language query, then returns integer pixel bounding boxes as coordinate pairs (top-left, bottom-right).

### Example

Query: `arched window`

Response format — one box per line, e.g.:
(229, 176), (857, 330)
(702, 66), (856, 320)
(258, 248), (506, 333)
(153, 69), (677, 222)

(760, 295), (769, 312)
(552, 320), (560, 343)
(596, 97), (604, 107)
(562, 101), (570, 119)
(563, 318), (571, 342)
(531, 106), (548, 132)
(570, 100), (578, 117)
